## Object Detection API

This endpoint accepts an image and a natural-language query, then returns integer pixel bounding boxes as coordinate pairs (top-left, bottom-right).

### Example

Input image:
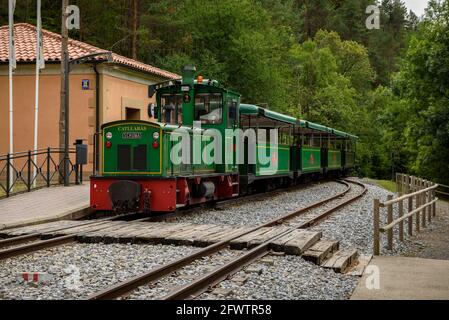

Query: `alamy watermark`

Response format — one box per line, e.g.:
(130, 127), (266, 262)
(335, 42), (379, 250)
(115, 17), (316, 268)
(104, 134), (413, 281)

(66, 5), (80, 30)
(366, 5), (381, 30)
(365, 265), (381, 290)
(169, 122), (280, 173)
(17, 265), (82, 291)
(64, 264), (82, 291)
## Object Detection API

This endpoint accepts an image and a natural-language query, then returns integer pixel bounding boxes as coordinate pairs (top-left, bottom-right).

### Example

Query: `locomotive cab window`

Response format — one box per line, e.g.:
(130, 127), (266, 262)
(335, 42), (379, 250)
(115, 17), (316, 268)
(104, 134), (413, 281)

(195, 93), (223, 124)
(161, 94), (183, 125)
(228, 100), (238, 127)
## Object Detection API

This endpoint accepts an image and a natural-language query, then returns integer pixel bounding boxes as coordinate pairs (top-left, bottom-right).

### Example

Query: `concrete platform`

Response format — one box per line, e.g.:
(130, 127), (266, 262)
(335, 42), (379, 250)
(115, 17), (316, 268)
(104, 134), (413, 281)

(0, 184), (90, 230)
(351, 256), (449, 300)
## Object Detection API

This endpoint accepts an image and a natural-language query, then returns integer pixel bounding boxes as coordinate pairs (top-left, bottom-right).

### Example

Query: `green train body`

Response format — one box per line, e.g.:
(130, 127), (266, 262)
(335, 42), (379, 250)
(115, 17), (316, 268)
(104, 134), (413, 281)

(91, 66), (357, 214)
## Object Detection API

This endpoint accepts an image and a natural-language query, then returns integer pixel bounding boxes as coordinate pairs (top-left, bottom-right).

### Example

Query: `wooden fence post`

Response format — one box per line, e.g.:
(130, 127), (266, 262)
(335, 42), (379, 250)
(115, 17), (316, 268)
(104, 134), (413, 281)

(407, 175), (410, 190)
(430, 186), (434, 218)
(433, 188), (437, 218)
(427, 181), (432, 224)
(402, 174), (406, 194)
(408, 176), (414, 236)
(387, 195), (393, 250)
(398, 199), (404, 242)
(416, 180), (421, 233)
(419, 179), (424, 228)
(398, 175), (404, 242)
(374, 199), (380, 256)
(396, 173), (399, 194)
(395, 173), (401, 193)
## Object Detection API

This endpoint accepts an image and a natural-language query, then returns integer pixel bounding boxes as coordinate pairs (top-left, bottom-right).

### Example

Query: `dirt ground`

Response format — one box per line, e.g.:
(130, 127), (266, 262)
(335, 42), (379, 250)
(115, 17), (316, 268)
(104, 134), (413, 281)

(402, 200), (449, 260)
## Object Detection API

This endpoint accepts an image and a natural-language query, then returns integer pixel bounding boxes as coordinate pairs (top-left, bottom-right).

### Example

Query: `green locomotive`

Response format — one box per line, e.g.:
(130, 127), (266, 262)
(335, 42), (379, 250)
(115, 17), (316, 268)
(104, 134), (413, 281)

(90, 66), (357, 214)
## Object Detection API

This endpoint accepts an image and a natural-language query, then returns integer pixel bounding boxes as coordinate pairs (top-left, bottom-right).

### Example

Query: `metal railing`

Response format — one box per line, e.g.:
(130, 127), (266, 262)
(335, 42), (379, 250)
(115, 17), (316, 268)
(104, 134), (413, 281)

(0, 147), (83, 199)
(373, 173), (439, 255)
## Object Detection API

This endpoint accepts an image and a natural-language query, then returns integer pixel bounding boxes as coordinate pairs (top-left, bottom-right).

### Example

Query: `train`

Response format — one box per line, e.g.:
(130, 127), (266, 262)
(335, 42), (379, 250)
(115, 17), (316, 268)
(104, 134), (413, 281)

(90, 66), (357, 214)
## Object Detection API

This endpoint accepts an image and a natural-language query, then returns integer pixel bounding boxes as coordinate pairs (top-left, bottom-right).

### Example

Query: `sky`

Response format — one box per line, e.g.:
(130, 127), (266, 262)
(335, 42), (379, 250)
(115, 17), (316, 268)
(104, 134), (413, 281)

(402, 0), (430, 16)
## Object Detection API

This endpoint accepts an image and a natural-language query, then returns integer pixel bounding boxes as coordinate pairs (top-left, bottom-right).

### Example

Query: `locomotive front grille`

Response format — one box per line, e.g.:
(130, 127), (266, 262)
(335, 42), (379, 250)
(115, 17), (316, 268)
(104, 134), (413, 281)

(117, 144), (147, 172)
(133, 145), (147, 171)
(117, 145), (132, 171)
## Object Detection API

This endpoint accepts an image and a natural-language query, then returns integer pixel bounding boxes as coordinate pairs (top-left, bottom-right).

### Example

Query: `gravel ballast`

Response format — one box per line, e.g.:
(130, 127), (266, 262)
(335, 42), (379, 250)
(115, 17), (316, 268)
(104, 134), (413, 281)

(309, 179), (414, 255)
(126, 249), (242, 300)
(169, 181), (348, 227)
(0, 243), (197, 300)
(200, 254), (359, 300)
(0, 178), (430, 300)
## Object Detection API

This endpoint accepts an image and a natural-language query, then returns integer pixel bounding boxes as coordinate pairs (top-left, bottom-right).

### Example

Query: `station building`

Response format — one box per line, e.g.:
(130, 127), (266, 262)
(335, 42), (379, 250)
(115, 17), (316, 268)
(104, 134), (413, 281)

(0, 23), (178, 171)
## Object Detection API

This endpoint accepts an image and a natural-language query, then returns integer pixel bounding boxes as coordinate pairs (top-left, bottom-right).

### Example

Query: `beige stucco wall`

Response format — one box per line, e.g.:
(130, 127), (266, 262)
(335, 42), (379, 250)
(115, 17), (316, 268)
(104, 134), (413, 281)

(99, 65), (158, 124)
(0, 63), (166, 176)
(0, 65), (95, 173)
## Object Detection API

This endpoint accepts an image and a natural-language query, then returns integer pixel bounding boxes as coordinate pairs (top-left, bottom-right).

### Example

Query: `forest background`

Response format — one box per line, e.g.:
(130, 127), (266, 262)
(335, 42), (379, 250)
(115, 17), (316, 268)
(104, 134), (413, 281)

(1, 0), (448, 184)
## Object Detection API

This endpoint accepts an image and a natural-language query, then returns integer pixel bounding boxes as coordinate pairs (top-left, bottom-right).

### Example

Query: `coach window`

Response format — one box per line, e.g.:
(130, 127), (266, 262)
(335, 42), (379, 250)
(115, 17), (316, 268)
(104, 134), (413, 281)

(280, 127), (292, 145)
(161, 94), (183, 125)
(195, 93), (223, 125)
(311, 135), (320, 148)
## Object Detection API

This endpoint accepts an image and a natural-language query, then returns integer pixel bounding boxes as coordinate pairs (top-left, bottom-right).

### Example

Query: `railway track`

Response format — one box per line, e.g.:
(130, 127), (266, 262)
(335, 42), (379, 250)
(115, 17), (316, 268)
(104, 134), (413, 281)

(0, 179), (329, 258)
(146, 179), (328, 222)
(87, 179), (367, 300)
(0, 213), (151, 258)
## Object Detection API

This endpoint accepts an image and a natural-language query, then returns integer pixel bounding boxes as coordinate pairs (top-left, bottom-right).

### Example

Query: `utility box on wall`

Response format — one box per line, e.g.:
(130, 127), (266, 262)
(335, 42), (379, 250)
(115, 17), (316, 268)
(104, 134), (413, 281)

(75, 140), (88, 165)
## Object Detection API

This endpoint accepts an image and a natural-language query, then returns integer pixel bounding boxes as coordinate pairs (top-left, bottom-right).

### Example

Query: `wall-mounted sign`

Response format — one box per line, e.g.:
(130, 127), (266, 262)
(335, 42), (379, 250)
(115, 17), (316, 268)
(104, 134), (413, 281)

(82, 79), (90, 90)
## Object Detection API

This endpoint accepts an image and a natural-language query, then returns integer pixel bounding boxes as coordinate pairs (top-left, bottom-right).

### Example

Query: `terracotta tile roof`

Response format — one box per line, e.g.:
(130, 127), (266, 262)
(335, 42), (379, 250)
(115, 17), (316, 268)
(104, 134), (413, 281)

(0, 23), (179, 80)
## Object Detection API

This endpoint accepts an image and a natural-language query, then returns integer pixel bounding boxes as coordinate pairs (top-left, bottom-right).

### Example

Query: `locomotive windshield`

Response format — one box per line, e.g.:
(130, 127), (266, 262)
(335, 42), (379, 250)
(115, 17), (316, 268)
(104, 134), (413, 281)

(161, 94), (183, 125)
(195, 93), (223, 124)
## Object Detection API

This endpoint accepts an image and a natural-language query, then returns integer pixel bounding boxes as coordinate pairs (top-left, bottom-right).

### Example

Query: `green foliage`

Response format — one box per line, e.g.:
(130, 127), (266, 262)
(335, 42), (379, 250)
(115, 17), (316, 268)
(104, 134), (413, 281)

(2, 0), (448, 183)
(393, 0), (449, 184)
(314, 30), (375, 92)
(374, 179), (397, 192)
(154, 0), (294, 111)
(288, 35), (358, 127)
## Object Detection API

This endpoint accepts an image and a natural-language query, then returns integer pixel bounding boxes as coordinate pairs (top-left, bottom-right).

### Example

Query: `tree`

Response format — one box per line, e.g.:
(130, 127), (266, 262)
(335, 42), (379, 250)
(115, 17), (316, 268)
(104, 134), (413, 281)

(129, 0), (140, 59)
(155, 0), (294, 111)
(394, 0), (449, 183)
(369, 0), (408, 85)
(295, 0), (333, 40)
(330, 0), (372, 43)
(314, 30), (375, 93)
(287, 34), (358, 129)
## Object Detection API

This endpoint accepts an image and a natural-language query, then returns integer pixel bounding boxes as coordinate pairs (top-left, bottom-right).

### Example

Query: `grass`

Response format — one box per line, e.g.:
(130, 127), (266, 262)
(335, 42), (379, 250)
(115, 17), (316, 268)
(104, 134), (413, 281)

(372, 179), (397, 193)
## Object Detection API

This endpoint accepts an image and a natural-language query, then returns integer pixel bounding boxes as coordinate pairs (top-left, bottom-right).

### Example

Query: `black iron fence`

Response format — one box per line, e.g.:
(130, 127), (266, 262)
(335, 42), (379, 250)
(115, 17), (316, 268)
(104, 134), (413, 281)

(0, 147), (84, 199)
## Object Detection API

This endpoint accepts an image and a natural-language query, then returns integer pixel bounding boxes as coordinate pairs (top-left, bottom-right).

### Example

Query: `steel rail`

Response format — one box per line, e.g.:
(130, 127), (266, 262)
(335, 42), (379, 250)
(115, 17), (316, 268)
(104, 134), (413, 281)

(162, 179), (367, 300)
(0, 181), (340, 258)
(0, 234), (77, 260)
(0, 233), (41, 249)
(148, 180), (329, 222)
(88, 180), (352, 300)
(297, 179), (368, 229)
(0, 213), (146, 254)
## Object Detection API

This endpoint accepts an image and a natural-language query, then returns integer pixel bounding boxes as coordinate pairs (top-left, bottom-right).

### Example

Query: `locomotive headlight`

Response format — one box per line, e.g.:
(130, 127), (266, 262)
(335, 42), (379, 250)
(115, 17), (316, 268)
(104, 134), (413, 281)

(106, 132), (113, 140)
(153, 132), (160, 140)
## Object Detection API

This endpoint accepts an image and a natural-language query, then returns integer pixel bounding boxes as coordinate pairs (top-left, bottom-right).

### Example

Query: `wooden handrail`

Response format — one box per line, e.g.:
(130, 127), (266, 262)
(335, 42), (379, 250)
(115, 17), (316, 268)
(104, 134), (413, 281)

(436, 190), (449, 196)
(380, 198), (439, 232)
(374, 173), (439, 255)
(380, 184), (438, 207)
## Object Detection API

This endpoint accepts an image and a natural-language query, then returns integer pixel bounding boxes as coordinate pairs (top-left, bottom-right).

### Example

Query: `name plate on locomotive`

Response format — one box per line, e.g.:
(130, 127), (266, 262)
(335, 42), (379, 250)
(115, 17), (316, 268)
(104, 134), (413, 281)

(122, 132), (142, 140)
